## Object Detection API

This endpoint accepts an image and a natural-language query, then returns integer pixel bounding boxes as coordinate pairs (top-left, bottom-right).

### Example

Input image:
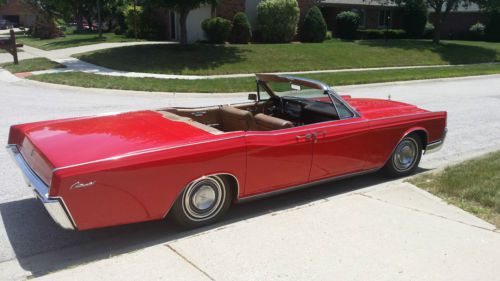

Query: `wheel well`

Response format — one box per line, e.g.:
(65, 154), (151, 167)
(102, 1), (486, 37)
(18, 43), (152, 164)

(409, 130), (428, 150)
(219, 174), (239, 203)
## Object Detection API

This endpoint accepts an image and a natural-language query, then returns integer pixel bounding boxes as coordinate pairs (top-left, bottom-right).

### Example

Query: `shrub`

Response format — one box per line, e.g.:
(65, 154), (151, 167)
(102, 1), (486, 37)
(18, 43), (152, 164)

(335, 11), (360, 39)
(257, 0), (300, 43)
(124, 5), (163, 40)
(326, 30), (333, 40)
(202, 17), (233, 43)
(402, 0), (428, 38)
(468, 22), (485, 40)
(301, 6), (327, 42)
(424, 22), (435, 38)
(358, 29), (407, 39)
(229, 12), (252, 44)
(29, 15), (63, 39)
(485, 12), (500, 42)
(124, 5), (142, 37)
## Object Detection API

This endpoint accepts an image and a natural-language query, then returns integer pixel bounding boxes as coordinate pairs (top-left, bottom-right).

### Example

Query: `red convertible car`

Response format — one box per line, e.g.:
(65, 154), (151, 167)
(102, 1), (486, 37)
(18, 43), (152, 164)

(7, 74), (447, 230)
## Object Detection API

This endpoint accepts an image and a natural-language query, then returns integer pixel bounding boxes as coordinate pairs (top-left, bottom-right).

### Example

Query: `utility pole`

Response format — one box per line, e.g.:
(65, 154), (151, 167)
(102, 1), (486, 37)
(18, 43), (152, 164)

(97, 0), (102, 38)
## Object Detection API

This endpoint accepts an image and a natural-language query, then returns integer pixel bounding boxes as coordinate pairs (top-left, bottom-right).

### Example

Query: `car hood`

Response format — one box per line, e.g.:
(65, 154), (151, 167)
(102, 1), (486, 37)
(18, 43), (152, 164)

(343, 97), (428, 119)
(12, 110), (216, 172)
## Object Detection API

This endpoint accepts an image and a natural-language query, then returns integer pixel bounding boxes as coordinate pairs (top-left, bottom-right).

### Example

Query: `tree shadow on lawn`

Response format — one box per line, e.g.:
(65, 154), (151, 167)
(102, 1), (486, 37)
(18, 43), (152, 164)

(42, 36), (117, 49)
(358, 40), (499, 65)
(77, 44), (249, 75)
(0, 168), (429, 277)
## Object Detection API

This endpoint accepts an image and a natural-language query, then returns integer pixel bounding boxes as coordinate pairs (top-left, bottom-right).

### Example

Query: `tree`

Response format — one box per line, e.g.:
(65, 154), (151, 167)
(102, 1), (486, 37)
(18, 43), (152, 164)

(151, 0), (218, 44)
(402, 0), (428, 37)
(426, 0), (470, 43)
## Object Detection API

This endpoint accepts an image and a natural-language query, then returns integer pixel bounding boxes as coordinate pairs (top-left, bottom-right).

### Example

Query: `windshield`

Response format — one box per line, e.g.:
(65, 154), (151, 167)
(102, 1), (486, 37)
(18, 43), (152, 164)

(260, 81), (328, 100)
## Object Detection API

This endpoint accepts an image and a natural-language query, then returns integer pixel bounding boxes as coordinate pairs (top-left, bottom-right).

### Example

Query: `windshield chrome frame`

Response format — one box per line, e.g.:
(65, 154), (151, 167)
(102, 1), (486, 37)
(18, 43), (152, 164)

(255, 74), (361, 119)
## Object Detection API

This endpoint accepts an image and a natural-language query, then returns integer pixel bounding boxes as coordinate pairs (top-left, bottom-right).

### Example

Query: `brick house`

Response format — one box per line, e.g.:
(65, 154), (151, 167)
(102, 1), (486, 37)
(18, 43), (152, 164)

(0, 0), (38, 27)
(166, 0), (315, 43)
(155, 0), (488, 42)
(319, 0), (488, 38)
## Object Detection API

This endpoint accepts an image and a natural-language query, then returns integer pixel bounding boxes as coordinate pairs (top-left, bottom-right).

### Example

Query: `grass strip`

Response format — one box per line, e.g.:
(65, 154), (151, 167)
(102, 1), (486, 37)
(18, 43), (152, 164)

(28, 63), (500, 93)
(409, 151), (500, 228)
(1, 57), (65, 73)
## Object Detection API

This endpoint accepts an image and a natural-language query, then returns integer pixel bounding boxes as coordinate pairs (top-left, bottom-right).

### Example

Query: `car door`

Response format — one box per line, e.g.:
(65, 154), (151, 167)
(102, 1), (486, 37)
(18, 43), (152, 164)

(309, 118), (373, 181)
(244, 127), (315, 197)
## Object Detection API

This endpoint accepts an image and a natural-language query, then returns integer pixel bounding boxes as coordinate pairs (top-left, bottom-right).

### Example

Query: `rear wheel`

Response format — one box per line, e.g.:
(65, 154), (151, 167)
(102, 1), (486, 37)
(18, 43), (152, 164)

(170, 175), (233, 229)
(383, 134), (422, 177)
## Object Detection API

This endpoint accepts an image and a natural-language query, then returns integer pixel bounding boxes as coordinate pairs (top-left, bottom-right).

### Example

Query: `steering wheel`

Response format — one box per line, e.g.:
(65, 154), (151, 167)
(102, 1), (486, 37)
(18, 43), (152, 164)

(263, 98), (278, 115)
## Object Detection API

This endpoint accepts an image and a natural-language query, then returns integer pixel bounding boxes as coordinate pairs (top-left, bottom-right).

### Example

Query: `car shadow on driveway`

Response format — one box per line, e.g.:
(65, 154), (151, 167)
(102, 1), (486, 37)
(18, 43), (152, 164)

(0, 169), (429, 277)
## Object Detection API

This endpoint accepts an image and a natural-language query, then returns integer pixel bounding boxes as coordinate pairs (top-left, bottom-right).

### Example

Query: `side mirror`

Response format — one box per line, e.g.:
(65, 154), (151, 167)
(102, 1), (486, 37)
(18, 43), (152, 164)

(248, 93), (257, 101)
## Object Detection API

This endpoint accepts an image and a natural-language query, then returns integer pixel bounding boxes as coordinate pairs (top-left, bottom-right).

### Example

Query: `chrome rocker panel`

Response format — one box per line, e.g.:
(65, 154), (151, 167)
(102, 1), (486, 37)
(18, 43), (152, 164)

(425, 128), (447, 155)
(6, 145), (76, 230)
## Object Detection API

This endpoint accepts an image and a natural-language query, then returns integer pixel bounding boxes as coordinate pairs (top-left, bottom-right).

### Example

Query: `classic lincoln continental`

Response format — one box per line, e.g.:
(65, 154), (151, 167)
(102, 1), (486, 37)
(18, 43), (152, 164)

(7, 74), (447, 230)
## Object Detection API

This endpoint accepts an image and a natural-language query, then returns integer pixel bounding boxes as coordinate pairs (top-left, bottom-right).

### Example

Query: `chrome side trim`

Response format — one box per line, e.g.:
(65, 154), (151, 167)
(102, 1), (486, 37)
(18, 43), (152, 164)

(425, 128), (447, 155)
(6, 145), (76, 230)
(238, 168), (380, 203)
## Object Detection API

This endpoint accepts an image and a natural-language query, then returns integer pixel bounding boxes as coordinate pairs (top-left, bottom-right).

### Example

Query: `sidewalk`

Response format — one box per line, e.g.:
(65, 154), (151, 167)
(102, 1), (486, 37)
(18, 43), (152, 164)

(22, 181), (500, 281)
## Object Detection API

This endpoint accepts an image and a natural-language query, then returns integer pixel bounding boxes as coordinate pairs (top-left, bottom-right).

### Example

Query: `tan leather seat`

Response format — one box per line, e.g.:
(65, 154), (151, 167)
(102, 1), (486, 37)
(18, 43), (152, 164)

(254, 113), (294, 131)
(220, 106), (255, 131)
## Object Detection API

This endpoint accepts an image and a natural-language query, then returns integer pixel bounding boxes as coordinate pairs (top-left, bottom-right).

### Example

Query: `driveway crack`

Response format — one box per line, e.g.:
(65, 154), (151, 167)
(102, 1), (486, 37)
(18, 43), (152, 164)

(165, 244), (216, 281)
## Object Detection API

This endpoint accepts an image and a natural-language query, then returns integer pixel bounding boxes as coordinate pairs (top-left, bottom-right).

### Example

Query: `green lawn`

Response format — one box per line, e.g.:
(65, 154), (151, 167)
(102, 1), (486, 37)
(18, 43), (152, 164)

(75, 40), (500, 75)
(17, 33), (143, 50)
(28, 63), (500, 93)
(1, 58), (65, 73)
(409, 151), (500, 228)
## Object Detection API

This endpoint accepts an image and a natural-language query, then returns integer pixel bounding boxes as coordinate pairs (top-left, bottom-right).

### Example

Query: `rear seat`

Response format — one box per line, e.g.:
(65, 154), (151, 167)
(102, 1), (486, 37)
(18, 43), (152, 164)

(254, 113), (294, 131)
(220, 106), (256, 131)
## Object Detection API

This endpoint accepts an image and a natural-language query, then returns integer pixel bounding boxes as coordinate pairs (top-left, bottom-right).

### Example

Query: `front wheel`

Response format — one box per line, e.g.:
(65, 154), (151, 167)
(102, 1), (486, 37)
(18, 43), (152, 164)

(383, 134), (422, 177)
(169, 175), (233, 229)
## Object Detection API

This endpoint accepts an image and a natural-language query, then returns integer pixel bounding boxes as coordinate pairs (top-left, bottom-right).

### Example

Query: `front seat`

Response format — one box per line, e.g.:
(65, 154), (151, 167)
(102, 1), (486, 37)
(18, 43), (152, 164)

(254, 114), (294, 131)
(220, 106), (255, 131)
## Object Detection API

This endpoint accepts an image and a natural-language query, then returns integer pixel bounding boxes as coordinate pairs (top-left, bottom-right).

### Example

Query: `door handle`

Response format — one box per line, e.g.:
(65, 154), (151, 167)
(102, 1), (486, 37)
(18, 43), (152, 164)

(296, 133), (313, 141)
(312, 131), (326, 143)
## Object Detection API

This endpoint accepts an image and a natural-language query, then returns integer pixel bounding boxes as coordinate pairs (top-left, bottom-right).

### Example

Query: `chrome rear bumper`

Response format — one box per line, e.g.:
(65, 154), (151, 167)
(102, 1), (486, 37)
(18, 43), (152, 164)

(425, 128), (447, 155)
(6, 145), (76, 230)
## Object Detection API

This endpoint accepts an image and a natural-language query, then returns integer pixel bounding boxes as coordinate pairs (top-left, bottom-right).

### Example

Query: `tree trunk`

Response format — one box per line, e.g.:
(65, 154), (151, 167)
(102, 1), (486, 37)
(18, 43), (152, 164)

(76, 9), (84, 32)
(179, 10), (189, 45)
(433, 10), (442, 44)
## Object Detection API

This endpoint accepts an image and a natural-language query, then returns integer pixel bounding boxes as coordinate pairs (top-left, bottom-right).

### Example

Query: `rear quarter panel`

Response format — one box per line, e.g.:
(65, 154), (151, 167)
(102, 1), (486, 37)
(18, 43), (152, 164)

(52, 135), (246, 230)
(365, 111), (447, 169)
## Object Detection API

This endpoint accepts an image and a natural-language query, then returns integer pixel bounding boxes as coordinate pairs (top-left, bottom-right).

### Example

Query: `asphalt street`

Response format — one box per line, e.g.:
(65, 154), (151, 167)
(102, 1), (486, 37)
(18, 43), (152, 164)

(0, 72), (499, 280)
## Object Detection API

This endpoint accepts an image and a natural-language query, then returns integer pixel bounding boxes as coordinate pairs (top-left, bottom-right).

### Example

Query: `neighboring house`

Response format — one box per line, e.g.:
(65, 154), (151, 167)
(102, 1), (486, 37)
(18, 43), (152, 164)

(320, 0), (488, 37)
(167, 0), (315, 43)
(0, 0), (37, 27)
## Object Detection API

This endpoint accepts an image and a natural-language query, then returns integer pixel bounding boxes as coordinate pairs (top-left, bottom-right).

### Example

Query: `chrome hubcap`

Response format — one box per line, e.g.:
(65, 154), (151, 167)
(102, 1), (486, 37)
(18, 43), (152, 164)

(182, 176), (225, 221)
(192, 185), (216, 210)
(393, 139), (418, 171)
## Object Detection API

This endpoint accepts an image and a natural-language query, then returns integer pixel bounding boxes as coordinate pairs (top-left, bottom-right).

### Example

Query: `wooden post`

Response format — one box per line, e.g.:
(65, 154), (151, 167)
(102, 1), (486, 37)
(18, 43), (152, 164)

(10, 29), (19, 65)
(0, 29), (22, 64)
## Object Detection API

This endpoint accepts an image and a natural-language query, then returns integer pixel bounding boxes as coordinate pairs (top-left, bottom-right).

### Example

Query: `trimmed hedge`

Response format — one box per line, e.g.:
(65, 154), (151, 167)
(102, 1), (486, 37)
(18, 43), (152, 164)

(469, 22), (485, 41)
(202, 17), (233, 44)
(358, 29), (407, 39)
(257, 0), (300, 43)
(335, 11), (360, 40)
(301, 6), (327, 42)
(230, 12), (252, 44)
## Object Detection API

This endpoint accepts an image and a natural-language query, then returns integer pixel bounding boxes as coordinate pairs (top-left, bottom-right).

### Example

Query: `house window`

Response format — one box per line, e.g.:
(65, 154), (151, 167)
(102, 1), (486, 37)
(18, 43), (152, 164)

(378, 9), (391, 28)
(351, 8), (366, 28)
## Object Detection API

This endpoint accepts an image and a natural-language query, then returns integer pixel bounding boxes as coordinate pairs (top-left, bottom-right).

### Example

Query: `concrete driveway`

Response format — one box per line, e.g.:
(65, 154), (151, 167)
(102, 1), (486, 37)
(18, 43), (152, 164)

(0, 72), (499, 280)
